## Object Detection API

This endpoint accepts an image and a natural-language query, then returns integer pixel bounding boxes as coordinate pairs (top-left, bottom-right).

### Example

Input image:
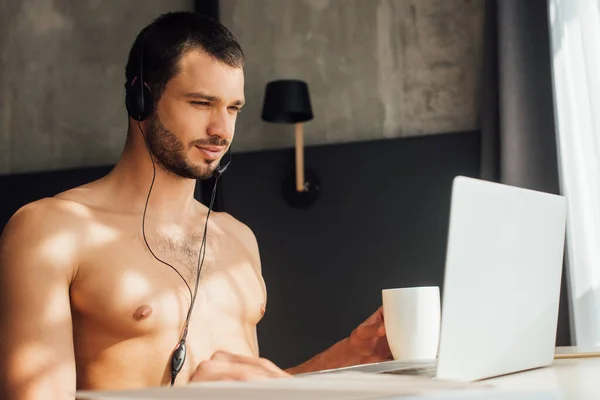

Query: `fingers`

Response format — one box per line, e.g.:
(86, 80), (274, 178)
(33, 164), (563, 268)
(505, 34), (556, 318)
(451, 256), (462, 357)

(354, 319), (385, 341)
(378, 322), (386, 336)
(350, 307), (387, 345)
(367, 307), (386, 336)
(362, 306), (384, 325)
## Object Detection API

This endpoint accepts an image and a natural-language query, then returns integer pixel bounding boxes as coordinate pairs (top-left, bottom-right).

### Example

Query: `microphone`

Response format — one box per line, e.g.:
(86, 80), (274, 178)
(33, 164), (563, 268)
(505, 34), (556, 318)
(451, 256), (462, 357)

(212, 148), (231, 178)
(212, 162), (229, 178)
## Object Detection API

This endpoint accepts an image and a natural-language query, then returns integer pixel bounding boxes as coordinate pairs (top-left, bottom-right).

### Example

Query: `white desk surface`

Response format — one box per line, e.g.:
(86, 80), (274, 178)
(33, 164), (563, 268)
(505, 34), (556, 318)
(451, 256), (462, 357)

(378, 356), (600, 400)
(481, 357), (600, 400)
(76, 350), (600, 400)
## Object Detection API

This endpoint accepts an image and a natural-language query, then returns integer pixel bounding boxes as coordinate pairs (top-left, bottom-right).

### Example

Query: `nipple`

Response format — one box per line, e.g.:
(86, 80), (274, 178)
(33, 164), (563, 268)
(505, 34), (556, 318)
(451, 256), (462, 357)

(260, 303), (266, 317)
(133, 305), (153, 321)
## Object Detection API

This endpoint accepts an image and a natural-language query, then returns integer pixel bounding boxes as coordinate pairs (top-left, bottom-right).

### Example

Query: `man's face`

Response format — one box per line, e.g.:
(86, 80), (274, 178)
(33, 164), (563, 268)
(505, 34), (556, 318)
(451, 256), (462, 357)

(145, 50), (245, 180)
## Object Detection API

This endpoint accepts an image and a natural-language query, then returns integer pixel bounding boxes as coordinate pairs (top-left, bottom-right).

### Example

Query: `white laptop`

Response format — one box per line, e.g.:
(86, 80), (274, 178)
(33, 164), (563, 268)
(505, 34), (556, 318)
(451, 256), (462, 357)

(301, 176), (567, 382)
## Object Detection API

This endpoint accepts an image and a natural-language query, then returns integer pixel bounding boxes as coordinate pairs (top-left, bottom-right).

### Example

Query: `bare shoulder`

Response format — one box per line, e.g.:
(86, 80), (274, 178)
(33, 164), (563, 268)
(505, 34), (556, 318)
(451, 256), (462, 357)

(215, 212), (261, 268)
(216, 212), (256, 241)
(0, 197), (90, 278)
(2, 196), (90, 236)
(0, 199), (82, 398)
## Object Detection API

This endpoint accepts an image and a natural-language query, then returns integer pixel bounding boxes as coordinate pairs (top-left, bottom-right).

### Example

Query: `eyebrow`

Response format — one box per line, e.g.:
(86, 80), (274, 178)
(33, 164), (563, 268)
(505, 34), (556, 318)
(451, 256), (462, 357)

(184, 91), (245, 107)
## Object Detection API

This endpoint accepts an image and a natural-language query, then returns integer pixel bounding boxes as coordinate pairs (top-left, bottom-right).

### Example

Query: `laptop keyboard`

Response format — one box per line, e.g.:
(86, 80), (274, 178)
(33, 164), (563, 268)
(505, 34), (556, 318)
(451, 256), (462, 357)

(383, 366), (437, 378)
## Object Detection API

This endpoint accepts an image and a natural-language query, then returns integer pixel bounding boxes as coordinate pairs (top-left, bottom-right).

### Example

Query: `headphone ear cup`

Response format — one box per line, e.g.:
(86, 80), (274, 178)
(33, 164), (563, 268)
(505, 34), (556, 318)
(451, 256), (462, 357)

(139, 84), (154, 121)
(125, 81), (154, 121)
(125, 84), (139, 121)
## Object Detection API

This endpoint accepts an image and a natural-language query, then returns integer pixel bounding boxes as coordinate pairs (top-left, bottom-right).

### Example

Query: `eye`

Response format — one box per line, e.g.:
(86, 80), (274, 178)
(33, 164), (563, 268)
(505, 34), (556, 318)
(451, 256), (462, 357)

(228, 106), (242, 113)
(191, 101), (210, 107)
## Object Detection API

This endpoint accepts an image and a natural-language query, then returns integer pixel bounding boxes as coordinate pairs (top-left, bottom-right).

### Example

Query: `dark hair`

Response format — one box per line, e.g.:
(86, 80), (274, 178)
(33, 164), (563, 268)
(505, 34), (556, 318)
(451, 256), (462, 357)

(125, 12), (244, 103)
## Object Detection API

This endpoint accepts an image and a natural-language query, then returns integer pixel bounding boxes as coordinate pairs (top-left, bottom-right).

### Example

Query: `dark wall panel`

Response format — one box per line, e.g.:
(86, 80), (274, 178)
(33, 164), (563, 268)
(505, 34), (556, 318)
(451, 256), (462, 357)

(221, 131), (481, 368)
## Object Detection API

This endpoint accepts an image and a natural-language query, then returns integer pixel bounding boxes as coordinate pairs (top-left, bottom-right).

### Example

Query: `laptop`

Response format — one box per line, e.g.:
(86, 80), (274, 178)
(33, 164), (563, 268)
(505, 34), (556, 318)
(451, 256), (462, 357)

(300, 176), (567, 382)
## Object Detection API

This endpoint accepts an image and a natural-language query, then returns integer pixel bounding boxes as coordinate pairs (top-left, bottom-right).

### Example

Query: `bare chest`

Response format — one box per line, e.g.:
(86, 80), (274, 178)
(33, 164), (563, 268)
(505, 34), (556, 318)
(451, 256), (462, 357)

(70, 220), (266, 386)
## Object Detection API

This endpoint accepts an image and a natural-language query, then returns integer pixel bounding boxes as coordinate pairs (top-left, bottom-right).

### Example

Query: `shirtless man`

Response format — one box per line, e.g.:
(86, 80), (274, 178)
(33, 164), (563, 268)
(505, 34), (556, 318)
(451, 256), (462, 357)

(0, 12), (392, 400)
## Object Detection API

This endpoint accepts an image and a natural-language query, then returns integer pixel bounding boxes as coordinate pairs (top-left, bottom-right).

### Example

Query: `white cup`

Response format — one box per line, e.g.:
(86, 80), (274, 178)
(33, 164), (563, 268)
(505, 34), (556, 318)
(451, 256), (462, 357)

(382, 286), (441, 361)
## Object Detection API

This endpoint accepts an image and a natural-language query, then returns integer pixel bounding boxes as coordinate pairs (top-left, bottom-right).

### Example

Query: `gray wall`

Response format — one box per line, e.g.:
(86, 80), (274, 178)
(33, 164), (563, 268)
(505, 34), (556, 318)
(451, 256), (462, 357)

(0, 0), (192, 175)
(1, 1), (484, 174)
(221, 0), (484, 152)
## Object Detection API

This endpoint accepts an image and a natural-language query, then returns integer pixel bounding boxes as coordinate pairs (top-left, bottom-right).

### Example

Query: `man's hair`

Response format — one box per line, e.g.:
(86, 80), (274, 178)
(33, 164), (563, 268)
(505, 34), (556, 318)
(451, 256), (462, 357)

(125, 12), (244, 104)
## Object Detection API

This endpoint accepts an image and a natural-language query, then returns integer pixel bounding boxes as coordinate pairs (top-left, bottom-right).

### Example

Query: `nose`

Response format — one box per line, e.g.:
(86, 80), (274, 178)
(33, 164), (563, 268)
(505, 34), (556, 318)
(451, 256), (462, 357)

(206, 108), (234, 142)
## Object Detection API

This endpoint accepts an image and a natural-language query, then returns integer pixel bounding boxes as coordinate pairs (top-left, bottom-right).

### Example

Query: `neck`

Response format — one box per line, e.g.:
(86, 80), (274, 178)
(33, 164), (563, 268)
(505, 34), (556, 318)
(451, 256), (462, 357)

(106, 127), (202, 222)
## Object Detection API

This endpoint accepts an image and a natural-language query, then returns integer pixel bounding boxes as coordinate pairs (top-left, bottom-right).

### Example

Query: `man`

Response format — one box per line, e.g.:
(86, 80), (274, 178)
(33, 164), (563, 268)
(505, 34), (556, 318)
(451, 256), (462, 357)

(0, 12), (392, 399)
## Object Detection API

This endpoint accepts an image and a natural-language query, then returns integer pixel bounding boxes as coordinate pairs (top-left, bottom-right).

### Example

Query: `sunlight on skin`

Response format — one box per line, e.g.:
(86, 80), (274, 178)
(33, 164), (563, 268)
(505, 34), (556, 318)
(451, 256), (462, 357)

(11, 345), (54, 381)
(96, 268), (190, 332)
(200, 262), (263, 318)
(37, 204), (120, 259)
(37, 231), (78, 263)
(26, 221), (257, 381)
(8, 343), (72, 394)
(85, 223), (121, 248)
(42, 286), (72, 325)
(47, 210), (191, 316)
(116, 269), (155, 300)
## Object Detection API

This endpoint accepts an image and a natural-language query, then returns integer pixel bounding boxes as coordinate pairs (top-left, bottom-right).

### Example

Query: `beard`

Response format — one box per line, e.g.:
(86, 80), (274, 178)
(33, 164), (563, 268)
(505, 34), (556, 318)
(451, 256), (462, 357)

(144, 113), (228, 180)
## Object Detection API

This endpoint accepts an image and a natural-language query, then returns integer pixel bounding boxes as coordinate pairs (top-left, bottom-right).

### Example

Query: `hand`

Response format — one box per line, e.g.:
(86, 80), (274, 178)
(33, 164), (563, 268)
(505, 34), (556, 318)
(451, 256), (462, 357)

(190, 351), (291, 382)
(284, 306), (393, 374)
(347, 306), (393, 364)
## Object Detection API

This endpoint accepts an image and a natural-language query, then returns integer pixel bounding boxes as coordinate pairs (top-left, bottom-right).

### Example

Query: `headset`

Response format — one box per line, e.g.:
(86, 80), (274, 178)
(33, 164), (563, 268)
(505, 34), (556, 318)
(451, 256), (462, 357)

(125, 27), (231, 385)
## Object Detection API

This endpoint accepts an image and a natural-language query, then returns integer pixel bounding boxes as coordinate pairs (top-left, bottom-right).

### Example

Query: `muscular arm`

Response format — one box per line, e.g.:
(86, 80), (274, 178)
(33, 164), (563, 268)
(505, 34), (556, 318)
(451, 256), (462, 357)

(233, 218), (266, 357)
(284, 338), (361, 374)
(0, 201), (79, 400)
(285, 311), (390, 374)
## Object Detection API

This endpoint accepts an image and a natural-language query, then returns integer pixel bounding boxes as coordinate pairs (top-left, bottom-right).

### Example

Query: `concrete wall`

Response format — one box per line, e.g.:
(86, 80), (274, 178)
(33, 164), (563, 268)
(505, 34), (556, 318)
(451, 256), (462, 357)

(0, 1), (484, 173)
(0, 0), (192, 175)
(221, 0), (484, 152)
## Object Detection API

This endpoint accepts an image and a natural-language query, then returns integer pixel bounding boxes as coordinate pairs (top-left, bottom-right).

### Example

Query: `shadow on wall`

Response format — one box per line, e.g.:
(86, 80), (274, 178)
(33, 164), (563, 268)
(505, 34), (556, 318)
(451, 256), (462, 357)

(220, 131), (481, 368)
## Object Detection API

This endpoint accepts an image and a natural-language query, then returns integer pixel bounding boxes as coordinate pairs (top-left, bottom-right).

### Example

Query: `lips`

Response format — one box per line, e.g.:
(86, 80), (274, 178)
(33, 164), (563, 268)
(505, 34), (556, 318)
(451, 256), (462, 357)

(195, 145), (225, 160)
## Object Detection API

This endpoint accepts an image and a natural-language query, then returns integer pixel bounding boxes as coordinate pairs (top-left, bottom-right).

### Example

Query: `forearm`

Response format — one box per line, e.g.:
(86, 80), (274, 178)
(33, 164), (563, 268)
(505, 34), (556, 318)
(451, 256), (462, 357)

(285, 338), (363, 375)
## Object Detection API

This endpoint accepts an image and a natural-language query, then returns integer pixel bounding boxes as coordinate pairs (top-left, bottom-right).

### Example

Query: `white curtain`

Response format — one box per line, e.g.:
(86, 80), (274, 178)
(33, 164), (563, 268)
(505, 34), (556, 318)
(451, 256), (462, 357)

(548, 0), (600, 346)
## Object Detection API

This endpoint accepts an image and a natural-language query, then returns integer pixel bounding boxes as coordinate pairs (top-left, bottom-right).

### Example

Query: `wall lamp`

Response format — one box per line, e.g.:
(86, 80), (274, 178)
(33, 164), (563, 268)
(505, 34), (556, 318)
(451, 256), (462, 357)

(261, 79), (320, 208)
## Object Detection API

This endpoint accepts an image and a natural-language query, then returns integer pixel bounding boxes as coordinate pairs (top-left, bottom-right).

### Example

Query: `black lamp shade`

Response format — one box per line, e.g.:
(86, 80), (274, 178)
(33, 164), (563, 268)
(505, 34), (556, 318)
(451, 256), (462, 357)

(261, 80), (314, 123)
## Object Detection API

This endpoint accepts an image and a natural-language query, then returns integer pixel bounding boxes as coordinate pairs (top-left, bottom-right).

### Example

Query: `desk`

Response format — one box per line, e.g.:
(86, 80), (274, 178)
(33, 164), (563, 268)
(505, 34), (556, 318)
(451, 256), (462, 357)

(482, 357), (600, 400)
(76, 356), (600, 400)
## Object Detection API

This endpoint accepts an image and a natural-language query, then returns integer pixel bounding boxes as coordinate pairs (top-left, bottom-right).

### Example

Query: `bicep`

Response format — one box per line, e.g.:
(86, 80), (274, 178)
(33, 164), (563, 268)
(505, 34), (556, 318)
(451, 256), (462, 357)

(0, 207), (77, 400)
(248, 232), (266, 357)
(235, 219), (266, 357)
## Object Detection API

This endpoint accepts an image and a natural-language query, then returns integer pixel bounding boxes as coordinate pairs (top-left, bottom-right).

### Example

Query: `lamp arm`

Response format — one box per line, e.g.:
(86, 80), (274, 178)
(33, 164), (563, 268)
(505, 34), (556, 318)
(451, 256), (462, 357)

(295, 123), (305, 192)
